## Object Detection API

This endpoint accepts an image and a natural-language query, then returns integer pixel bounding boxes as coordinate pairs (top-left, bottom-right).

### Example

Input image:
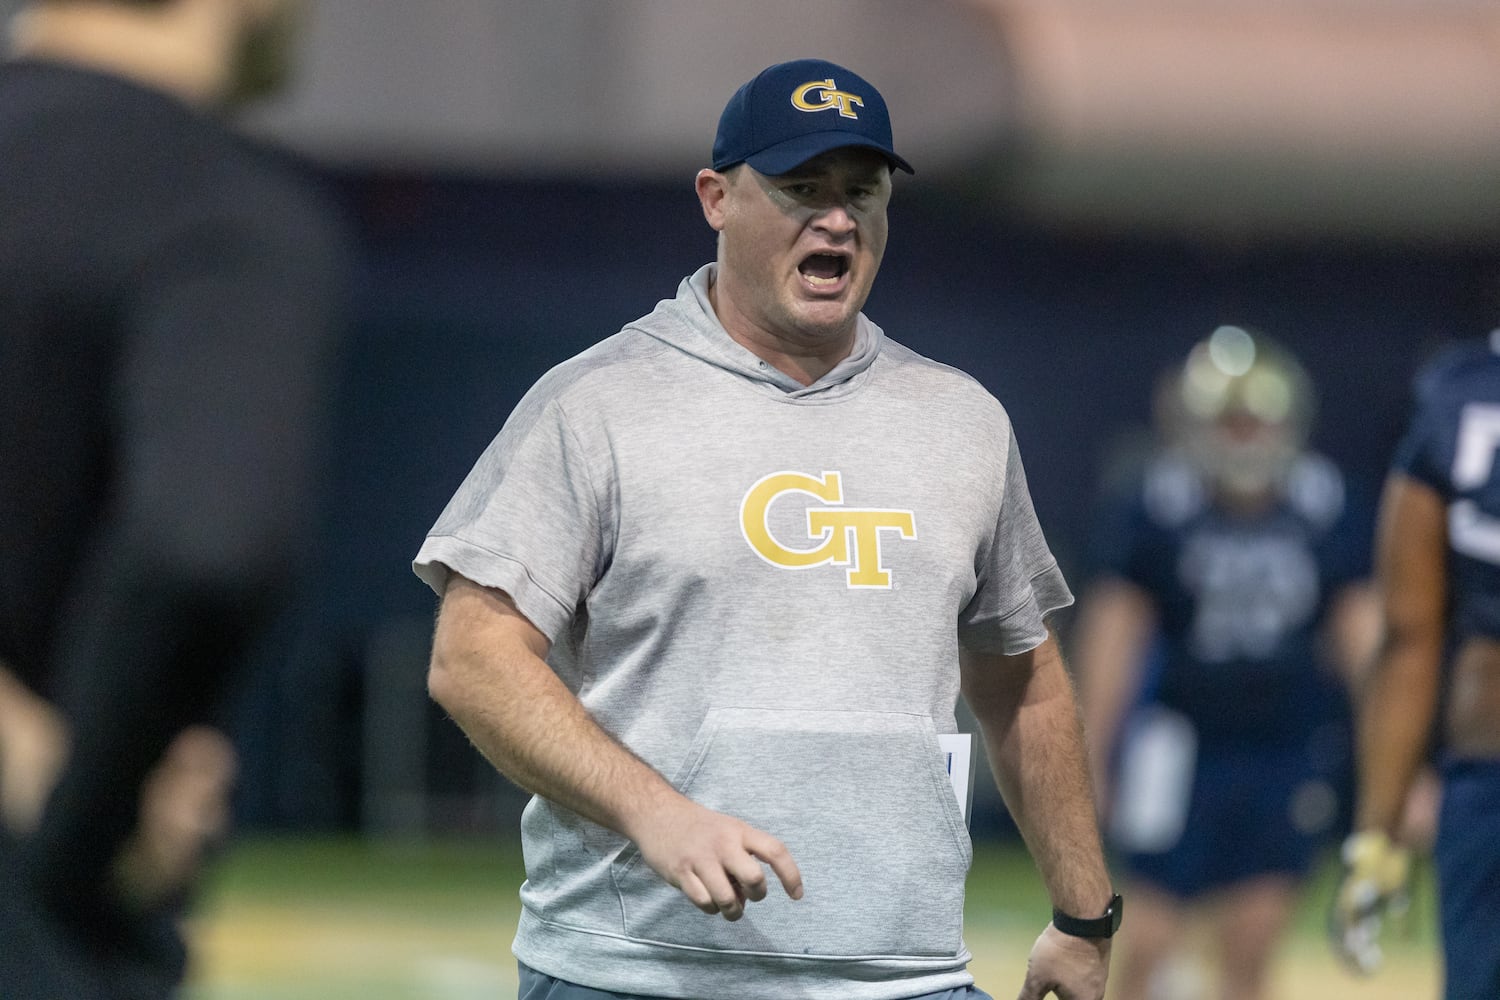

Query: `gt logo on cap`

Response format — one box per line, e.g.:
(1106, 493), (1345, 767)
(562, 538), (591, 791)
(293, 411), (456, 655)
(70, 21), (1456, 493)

(790, 79), (864, 120)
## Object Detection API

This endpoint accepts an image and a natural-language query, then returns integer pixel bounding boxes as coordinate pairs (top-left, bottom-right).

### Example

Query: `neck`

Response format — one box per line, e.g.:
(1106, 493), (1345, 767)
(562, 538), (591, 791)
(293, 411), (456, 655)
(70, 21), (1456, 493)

(9, 2), (236, 105)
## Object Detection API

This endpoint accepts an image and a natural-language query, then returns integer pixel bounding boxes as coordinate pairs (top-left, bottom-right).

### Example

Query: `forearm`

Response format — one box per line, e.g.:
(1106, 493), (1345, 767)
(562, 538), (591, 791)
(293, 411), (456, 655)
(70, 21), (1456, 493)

(995, 690), (1113, 914)
(428, 578), (682, 841)
(429, 577), (804, 919)
(1354, 633), (1441, 836)
(967, 639), (1113, 915)
(1071, 578), (1154, 783)
(1354, 473), (1447, 837)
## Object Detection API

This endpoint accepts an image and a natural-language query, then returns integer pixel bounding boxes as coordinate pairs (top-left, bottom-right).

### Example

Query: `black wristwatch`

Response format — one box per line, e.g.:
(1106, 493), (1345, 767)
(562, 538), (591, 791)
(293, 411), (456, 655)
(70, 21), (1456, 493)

(1052, 893), (1123, 939)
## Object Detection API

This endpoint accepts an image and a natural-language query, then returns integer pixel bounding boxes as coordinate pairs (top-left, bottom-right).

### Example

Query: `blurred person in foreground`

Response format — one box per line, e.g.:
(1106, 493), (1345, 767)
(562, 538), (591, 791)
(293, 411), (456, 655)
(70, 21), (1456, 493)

(414, 58), (1117, 1000)
(1330, 330), (1500, 999)
(0, 0), (349, 997)
(1073, 327), (1378, 1000)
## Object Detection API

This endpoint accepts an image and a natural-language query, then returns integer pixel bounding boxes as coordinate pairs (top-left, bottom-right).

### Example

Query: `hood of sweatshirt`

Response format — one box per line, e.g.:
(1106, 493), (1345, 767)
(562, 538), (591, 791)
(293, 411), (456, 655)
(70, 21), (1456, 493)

(627, 263), (883, 402)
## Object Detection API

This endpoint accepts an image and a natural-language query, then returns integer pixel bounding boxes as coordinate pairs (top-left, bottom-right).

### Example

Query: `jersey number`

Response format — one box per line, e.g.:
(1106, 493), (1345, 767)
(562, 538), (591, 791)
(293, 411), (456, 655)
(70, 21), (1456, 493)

(1449, 403), (1500, 565)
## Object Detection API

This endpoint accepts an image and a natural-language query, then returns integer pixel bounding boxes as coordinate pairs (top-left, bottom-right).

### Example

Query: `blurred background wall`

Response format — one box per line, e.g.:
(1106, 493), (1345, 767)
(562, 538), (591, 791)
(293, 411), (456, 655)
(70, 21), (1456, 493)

(252, 0), (1500, 240)
(10, 0), (1493, 836)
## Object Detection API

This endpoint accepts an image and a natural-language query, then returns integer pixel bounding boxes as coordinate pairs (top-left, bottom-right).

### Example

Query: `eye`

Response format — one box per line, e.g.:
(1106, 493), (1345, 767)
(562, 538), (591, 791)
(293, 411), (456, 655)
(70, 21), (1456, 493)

(783, 182), (817, 197)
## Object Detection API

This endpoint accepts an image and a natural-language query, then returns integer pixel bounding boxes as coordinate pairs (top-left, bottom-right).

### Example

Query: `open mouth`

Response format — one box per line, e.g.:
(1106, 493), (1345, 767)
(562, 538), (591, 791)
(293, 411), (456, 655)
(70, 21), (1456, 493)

(798, 253), (848, 289)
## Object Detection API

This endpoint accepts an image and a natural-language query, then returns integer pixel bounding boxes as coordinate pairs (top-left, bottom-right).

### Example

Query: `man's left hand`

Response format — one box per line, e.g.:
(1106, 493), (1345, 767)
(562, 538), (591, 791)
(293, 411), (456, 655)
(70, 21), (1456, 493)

(1016, 923), (1110, 1000)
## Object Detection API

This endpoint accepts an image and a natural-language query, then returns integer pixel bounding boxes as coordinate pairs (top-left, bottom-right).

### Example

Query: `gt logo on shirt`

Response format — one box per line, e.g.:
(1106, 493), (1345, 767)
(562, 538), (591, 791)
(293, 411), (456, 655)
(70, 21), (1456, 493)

(791, 79), (864, 119)
(740, 471), (916, 588)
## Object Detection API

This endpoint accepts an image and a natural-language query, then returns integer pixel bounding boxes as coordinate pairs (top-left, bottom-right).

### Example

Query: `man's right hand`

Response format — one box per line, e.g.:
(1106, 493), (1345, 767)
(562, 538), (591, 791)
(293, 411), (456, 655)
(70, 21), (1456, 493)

(629, 796), (803, 921)
(432, 579), (802, 923)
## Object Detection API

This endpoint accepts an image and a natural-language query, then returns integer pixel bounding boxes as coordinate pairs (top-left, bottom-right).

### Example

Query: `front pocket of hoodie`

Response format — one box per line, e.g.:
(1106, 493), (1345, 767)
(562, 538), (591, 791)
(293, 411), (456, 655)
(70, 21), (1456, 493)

(611, 707), (972, 958)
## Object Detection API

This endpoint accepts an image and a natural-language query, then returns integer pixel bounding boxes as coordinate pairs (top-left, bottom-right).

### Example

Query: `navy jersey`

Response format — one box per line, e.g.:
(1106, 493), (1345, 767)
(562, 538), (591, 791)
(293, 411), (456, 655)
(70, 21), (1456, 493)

(1092, 450), (1370, 747)
(1393, 333), (1500, 643)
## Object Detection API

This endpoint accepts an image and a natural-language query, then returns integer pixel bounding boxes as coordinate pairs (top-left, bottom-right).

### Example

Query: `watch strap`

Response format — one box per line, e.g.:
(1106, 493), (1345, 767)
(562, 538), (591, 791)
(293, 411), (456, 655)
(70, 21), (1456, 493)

(1052, 892), (1123, 939)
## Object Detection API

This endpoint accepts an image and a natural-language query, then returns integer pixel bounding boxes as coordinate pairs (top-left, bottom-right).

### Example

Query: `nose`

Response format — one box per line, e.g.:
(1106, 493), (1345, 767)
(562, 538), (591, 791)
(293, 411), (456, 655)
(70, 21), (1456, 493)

(811, 201), (857, 238)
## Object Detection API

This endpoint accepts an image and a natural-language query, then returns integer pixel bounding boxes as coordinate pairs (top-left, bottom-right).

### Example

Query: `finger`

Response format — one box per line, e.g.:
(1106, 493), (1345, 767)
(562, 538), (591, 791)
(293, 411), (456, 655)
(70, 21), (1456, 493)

(677, 871), (719, 916)
(1014, 973), (1043, 1000)
(724, 855), (769, 903)
(696, 867), (746, 922)
(745, 830), (803, 900)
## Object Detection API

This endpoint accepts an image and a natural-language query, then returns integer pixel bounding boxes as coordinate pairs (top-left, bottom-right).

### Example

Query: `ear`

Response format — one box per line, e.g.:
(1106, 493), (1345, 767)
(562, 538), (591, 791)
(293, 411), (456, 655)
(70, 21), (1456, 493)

(695, 168), (731, 233)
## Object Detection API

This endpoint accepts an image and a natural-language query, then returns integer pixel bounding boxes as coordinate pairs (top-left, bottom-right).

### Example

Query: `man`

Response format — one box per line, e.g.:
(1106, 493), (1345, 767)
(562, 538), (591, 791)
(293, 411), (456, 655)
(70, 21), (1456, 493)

(0, 1), (348, 997)
(1331, 331), (1500, 999)
(415, 58), (1117, 1000)
(1072, 328), (1377, 1000)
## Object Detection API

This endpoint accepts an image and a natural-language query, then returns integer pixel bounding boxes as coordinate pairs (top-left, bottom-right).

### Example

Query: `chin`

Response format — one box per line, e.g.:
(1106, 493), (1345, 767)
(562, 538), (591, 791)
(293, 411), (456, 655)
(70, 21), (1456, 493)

(797, 293), (862, 326)
(792, 311), (856, 342)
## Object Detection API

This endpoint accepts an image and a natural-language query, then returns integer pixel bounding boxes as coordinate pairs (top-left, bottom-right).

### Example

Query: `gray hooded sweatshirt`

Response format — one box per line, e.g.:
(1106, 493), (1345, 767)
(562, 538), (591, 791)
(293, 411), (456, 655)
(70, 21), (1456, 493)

(414, 263), (1072, 999)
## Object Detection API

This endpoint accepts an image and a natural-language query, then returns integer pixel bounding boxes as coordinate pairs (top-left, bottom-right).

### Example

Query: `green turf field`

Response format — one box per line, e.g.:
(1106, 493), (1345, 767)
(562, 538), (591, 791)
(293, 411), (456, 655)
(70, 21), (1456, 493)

(183, 836), (1440, 999)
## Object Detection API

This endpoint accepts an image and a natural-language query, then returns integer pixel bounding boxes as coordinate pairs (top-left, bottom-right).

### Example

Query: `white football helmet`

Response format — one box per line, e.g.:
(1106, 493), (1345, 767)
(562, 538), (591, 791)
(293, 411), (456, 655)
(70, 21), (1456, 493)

(1155, 326), (1316, 501)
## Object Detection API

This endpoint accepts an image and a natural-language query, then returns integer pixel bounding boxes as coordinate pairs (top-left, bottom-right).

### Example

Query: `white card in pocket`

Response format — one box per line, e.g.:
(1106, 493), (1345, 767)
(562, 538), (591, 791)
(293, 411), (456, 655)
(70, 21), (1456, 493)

(939, 733), (976, 824)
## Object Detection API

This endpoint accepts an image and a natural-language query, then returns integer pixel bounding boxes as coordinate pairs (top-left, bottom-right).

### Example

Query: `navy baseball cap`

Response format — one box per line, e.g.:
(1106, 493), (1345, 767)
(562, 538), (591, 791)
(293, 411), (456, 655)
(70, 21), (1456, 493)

(712, 58), (914, 176)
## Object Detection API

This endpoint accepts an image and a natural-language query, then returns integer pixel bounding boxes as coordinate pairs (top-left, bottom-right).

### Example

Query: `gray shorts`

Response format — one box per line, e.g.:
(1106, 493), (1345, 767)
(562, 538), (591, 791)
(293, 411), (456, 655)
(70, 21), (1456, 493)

(517, 962), (995, 1000)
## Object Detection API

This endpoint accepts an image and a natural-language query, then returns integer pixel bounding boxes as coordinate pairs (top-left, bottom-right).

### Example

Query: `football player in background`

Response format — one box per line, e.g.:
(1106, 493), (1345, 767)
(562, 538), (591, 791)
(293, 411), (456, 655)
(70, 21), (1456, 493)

(1331, 330), (1500, 1000)
(1073, 327), (1379, 1000)
(0, 1), (349, 997)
